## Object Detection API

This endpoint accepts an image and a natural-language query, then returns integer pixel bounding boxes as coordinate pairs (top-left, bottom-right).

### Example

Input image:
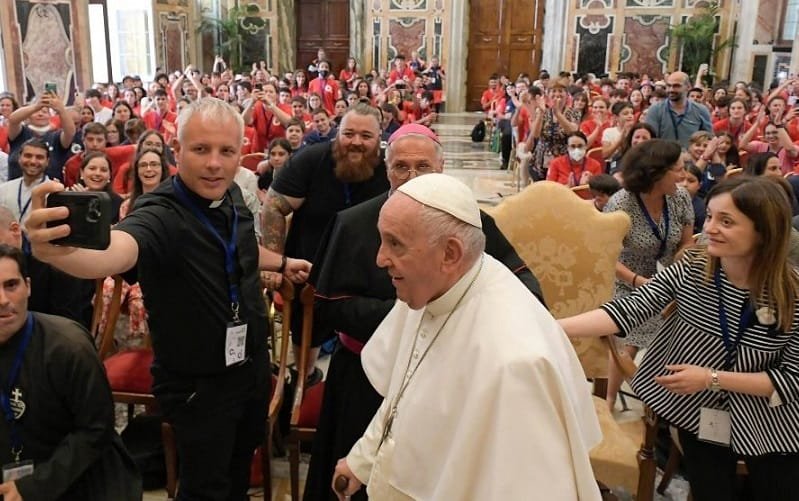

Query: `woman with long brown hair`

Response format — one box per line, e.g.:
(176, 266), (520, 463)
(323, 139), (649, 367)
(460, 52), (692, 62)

(560, 176), (799, 501)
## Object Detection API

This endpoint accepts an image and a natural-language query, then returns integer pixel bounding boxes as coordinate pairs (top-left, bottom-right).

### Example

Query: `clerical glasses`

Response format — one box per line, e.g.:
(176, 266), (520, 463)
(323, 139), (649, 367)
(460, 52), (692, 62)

(390, 164), (437, 180)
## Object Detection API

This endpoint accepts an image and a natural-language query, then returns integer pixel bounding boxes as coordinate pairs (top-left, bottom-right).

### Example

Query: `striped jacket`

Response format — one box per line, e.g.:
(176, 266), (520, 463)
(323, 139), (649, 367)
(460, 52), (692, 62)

(603, 251), (799, 455)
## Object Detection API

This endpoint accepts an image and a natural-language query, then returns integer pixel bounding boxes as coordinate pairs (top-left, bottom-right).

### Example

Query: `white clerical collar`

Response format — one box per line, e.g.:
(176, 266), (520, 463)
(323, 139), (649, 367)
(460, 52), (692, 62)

(425, 255), (483, 317)
(208, 199), (224, 209)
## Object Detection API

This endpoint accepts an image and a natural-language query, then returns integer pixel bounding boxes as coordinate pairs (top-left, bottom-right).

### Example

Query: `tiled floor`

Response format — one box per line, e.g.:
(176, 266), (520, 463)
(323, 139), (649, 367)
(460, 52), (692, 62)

(139, 113), (689, 500)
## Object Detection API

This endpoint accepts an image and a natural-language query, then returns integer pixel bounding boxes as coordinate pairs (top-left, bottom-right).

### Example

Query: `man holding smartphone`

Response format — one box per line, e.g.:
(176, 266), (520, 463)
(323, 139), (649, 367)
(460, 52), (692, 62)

(25, 98), (312, 500)
(6, 89), (75, 182)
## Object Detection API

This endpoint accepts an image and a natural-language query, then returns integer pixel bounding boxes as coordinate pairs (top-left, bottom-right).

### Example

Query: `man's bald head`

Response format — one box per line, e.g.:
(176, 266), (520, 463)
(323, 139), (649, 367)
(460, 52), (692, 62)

(0, 206), (22, 249)
(666, 72), (690, 103)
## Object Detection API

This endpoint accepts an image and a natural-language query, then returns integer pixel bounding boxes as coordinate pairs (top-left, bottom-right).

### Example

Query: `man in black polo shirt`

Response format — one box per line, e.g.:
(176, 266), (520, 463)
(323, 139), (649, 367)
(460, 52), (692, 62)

(261, 102), (390, 383)
(25, 98), (311, 500)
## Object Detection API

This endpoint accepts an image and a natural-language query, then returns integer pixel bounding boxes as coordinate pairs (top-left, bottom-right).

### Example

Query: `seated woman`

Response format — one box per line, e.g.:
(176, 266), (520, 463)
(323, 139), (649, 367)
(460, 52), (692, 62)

(100, 148), (171, 348)
(559, 177), (799, 501)
(685, 131), (727, 197)
(70, 151), (122, 223)
(545, 131), (603, 189)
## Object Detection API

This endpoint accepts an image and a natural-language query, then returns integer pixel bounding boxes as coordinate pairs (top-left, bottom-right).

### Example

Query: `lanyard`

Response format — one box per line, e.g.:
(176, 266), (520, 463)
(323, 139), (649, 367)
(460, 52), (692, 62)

(634, 194), (670, 259)
(17, 176), (46, 219)
(667, 100), (688, 139)
(713, 268), (754, 370)
(172, 177), (241, 321)
(0, 313), (34, 461)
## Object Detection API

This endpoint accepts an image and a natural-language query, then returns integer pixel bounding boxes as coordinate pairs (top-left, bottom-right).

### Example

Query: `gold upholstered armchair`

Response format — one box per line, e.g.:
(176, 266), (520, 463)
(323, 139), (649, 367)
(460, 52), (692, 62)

(485, 181), (656, 500)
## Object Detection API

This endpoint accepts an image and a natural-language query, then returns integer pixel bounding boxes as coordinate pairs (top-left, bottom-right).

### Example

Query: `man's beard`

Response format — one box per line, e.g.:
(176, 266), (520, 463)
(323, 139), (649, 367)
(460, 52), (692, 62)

(332, 140), (380, 183)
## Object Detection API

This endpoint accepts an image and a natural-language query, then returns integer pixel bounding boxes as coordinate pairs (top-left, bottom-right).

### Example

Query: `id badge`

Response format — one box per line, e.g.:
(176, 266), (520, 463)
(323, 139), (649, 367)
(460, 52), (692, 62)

(698, 407), (731, 446)
(656, 260), (666, 273)
(2, 460), (33, 482)
(225, 322), (247, 367)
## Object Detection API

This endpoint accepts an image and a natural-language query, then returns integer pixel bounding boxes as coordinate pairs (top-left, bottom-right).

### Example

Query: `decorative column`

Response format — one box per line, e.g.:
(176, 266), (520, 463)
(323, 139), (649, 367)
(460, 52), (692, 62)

(446, 0), (467, 112)
(276, 0), (295, 74)
(791, 32), (799, 77)
(350, 0), (364, 64)
(541, 0), (567, 74)
(730, 0), (758, 84)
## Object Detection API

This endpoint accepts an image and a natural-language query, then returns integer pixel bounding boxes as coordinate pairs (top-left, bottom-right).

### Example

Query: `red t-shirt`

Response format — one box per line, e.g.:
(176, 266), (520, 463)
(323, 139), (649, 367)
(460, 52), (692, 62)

(308, 77), (340, 115)
(580, 119), (611, 149)
(712, 118), (751, 143)
(142, 110), (179, 143)
(516, 107), (531, 142)
(0, 126), (8, 154)
(63, 144), (136, 187)
(546, 155), (604, 186)
(252, 102), (292, 153)
(388, 67), (415, 85)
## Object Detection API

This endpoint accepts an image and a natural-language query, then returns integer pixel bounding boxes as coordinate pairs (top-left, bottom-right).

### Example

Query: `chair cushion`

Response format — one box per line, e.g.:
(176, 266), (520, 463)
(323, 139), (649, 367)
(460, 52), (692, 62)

(589, 396), (640, 493)
(104, 348), (154, 394)
(297, 381), (325, 428)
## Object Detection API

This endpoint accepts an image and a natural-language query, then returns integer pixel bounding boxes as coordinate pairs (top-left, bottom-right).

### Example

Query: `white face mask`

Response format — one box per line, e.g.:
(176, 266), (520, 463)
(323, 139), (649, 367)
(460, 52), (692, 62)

(569, 148), (586, 162)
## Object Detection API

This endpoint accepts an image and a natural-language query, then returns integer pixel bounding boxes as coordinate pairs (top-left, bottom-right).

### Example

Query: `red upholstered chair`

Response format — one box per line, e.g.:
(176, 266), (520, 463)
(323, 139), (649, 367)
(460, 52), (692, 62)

(288, 284), (325, 500)
(93, 276), (178, 499)
(240, 152), (267, 172)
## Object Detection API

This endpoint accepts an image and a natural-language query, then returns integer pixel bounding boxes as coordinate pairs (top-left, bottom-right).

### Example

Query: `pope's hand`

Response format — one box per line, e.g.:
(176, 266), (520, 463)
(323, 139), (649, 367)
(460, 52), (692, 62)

(332, 459), (362, 500)
(0, 480), (23, 501)
(25, 181), (78, 263)
(284, 258), (311, 284)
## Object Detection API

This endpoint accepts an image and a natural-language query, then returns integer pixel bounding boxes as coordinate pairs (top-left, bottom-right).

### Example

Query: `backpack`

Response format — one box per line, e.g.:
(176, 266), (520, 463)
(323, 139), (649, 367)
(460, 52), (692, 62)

(471, 120), (486, 142)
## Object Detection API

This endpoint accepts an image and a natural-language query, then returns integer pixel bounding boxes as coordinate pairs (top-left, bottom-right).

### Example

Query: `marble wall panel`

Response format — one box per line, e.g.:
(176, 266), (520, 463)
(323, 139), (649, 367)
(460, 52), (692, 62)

(575, 14), (615, 75)
(566, 0), (736, 79)
(621, 15), (670, 77)
(754, 0), (780, 44)
(365, 0), (450, 72)
(160, 13), (188, 73)
(154, 1), (191, 75)
(4, 0), (93, 103)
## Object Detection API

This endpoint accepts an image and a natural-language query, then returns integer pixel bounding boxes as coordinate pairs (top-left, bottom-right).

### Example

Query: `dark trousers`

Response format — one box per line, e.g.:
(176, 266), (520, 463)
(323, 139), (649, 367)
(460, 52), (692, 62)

(497, 118), (512, 168)
(678, 429), (799, 501)
(154, 362), (268, 501)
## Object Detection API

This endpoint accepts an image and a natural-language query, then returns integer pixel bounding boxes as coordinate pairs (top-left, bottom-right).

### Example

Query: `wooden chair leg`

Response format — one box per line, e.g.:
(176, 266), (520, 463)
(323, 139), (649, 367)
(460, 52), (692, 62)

(289, 439), (301, 501)
(657, 440), (682, 494)
(161, 422), (178, 500)
(262, 425), (273, 501)
(636, 409), (659, 501)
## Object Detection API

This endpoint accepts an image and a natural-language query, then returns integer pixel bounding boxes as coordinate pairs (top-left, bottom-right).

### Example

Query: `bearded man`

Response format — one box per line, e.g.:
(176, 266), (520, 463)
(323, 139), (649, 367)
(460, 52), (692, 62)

(262, 103), (389, 383)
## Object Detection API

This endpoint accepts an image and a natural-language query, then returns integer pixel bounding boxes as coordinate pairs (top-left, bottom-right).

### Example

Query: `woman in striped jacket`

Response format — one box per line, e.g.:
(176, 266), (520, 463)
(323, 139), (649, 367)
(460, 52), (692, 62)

(560, 176), (799, 501)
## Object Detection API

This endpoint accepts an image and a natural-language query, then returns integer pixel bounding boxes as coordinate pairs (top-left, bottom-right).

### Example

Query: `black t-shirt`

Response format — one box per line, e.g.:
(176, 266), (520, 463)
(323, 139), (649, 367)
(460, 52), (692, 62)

(8, 126), (73, 181)
(270, 141), (389, 262)
(115, 178), (267, 383)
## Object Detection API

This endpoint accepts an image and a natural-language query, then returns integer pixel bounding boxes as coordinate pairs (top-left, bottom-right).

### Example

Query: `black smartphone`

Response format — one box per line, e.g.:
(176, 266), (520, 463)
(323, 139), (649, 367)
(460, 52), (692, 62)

(45, 192), (112, 250)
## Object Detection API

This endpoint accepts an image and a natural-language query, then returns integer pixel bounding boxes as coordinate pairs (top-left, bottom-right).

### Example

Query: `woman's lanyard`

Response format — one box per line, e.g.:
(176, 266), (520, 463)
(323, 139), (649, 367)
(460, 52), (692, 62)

(634, 194), (670, 260)
(0, 314), (34, 462)
(172, 177), (241, 321)
(713, 267), (754, 370)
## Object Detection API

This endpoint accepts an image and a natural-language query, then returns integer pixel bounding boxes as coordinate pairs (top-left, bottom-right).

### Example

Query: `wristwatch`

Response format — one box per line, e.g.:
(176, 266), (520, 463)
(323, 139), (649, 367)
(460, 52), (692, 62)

(709, 369), (721, 392)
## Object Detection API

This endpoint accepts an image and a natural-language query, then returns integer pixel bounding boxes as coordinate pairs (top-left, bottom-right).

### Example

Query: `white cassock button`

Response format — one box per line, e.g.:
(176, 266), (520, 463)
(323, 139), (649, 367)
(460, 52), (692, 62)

(413, 351), (419, 359)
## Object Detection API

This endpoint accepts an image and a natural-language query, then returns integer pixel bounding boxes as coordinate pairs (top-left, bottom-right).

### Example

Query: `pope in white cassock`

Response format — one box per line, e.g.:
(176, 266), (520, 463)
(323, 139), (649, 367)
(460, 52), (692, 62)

(332, 173), (603, 500)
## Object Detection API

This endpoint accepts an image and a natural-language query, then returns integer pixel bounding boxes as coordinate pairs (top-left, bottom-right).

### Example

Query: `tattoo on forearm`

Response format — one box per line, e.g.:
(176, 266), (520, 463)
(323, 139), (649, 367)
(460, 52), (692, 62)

(261, 190), (292, 251)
